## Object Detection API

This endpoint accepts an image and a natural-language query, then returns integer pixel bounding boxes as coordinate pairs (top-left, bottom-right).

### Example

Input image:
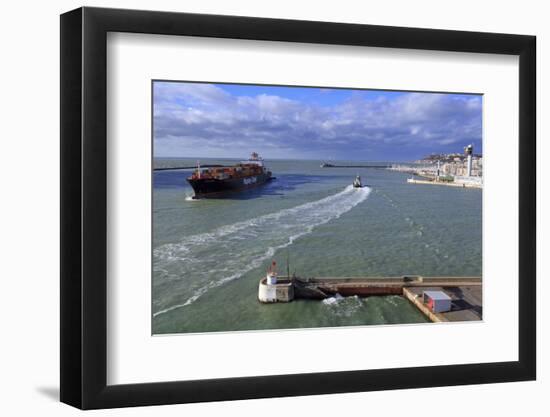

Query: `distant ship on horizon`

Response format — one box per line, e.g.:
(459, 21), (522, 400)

(187, 152), (273, 198)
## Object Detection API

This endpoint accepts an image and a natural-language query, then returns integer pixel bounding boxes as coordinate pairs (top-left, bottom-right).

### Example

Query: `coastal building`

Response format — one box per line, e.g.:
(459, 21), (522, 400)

(423, 290), (452, 313)
(391, 145), (483, 183)
(441, 157), (482, 177)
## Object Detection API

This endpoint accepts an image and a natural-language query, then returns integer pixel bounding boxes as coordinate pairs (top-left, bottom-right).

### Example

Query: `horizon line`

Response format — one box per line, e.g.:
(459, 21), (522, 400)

(153, 155), (417, 163)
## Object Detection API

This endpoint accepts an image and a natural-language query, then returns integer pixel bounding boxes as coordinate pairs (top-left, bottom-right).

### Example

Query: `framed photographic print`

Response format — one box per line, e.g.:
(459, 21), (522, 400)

(60, 6), (536, 409)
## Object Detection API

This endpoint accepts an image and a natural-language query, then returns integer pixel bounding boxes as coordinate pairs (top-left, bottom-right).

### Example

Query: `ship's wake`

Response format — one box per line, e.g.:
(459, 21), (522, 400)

(322, 294), (364, 317)
(153, 185), (371, 317)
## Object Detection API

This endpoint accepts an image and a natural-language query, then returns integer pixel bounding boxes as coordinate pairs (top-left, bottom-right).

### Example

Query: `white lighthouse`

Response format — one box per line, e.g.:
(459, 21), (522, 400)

(266, 261), (278, 285)
(464, 144), (473, 177)
(258, 260), (294, 303)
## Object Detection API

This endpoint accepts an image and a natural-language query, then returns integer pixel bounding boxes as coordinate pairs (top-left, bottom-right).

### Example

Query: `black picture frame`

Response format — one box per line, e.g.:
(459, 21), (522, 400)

(60, 6), (536, 410)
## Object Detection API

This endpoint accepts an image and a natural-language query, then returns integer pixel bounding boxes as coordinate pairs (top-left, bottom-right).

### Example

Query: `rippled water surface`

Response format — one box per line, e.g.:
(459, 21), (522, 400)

(152, 158), (482, 334)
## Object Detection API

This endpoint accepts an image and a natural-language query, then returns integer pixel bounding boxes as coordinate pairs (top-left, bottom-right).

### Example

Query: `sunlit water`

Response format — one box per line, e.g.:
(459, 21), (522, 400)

(152, 158), (482, 334)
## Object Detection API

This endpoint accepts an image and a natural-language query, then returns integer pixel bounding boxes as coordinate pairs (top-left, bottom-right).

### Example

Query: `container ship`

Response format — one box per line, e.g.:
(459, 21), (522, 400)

(187, 152), (273, 198)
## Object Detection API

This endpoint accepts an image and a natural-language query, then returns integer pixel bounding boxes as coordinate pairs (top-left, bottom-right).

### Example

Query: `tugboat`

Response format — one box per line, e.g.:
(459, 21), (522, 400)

(353, 175), (363, 188)
(187, 152), (273, 198)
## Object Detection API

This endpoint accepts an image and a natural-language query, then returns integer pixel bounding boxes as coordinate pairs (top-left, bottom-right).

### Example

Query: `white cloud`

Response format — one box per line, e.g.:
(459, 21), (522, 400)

(153, 83), (482, 160)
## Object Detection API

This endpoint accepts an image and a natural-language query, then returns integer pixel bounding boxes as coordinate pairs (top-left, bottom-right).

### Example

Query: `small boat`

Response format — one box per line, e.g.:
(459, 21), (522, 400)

(353, 175), (362, 188)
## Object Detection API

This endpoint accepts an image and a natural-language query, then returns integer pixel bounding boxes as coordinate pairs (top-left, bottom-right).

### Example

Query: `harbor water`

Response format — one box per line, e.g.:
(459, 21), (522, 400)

(152, 158), (482, 334)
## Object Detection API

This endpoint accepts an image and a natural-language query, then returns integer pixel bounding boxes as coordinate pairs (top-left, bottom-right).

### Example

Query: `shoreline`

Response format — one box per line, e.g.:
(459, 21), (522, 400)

(406, 178), (482, 189)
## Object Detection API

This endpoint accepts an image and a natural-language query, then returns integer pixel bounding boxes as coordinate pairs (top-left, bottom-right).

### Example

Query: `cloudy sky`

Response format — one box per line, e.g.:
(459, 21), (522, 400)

(153, 81), (482, 161)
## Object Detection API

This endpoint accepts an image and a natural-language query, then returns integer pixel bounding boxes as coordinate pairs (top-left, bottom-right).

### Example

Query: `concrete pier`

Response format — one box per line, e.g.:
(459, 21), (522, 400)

(403, 285), (482, 322)
(407, 178), (482, 189)
(259, 276), (482, 322)
(321, 165), (391, 168)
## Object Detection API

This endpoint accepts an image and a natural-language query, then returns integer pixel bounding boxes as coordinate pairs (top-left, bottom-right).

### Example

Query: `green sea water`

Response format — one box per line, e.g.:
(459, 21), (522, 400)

(152, 158), (482, 334)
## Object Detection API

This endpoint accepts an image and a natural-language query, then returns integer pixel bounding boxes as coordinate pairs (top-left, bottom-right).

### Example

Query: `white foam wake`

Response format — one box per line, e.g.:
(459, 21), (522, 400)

(153, 185), (371, 317)
(322, 294), (364, 317)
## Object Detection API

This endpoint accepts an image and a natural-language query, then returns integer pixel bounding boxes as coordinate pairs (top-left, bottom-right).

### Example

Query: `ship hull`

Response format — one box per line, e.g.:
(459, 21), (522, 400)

(187, 172), (272, 198)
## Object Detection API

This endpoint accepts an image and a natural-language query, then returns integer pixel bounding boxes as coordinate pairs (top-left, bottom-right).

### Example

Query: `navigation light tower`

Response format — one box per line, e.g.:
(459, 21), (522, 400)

(464, 144), (473, 177)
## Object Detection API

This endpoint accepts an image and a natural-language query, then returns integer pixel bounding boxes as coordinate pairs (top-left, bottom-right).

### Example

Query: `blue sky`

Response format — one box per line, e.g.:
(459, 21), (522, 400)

(153, 81), (482, 161)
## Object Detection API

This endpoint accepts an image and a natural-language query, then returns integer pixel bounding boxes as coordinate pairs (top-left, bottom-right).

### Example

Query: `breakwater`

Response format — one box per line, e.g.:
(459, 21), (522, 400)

(321, 165), (391, 168)
(407, 178), (482, 189)
(153, 164), (227, 171)
(259, 276), (482, 323)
